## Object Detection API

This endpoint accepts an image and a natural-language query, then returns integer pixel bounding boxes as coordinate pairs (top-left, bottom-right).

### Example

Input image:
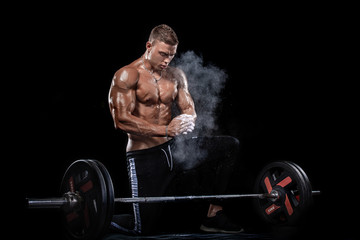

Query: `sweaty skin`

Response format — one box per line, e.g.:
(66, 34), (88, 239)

(108, 40), (196, 152)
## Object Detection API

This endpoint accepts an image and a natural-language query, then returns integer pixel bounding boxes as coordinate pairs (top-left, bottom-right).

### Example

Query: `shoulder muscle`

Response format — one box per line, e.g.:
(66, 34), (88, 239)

(169, 67), (188, 89)
(113, 66), (139, 90)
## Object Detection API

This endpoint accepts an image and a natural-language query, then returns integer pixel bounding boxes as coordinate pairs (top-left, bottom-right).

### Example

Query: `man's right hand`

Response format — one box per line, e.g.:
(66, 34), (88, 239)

(167, 114), (196, 137)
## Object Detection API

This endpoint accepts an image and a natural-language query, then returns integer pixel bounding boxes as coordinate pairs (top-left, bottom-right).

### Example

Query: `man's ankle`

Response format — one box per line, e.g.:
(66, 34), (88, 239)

(207, 204), (223, 217)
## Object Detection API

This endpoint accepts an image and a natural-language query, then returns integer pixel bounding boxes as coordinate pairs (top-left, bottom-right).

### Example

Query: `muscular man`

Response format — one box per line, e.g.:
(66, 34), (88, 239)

(108, 24), (243, 235)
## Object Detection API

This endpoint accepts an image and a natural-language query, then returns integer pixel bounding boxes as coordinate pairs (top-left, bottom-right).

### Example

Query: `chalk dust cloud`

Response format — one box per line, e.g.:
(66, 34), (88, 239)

(170, 51), (228, 169)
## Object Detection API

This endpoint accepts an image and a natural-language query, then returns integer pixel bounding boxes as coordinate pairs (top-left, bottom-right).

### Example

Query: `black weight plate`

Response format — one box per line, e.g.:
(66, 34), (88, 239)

(88, 159), (115, 235)
(285, 161), (313, 208)
(253, 161), (313, 225)
(60, 159), (109, 240)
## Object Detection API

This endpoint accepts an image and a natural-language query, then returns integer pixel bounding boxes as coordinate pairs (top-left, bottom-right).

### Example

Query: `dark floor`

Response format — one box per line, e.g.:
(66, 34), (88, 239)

(102, 232), (272, 240)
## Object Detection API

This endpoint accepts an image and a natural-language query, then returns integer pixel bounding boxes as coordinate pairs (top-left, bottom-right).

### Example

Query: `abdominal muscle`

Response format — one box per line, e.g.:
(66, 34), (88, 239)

(126, 102), (173, 152)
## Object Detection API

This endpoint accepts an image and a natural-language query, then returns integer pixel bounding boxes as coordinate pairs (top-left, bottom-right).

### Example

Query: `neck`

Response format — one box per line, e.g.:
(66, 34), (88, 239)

(142, 54), (151, 69)
(141, 55), (163, 82)
(142, 55), (163, 74)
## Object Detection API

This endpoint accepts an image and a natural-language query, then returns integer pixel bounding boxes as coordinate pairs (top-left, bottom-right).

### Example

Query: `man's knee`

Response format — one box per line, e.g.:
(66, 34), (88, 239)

(227, 136), (240, 150)
(219, 135), (241, 156)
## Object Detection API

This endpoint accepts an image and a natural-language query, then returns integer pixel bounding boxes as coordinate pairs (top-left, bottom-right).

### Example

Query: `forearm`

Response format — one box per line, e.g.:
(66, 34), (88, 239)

(181, 110), (197, 121)
(115, 114), (167, 137)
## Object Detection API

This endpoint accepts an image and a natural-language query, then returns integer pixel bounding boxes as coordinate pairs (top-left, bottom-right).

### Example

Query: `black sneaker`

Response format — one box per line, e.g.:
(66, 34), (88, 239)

(200, 210), (244, 234)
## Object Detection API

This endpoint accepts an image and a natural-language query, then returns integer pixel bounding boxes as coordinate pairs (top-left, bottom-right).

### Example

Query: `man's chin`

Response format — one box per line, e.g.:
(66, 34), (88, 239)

(159, 65), (168, 70)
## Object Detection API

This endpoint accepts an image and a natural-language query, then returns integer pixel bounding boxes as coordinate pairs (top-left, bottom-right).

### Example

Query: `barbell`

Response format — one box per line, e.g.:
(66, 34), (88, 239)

(25, 159), (320, 240)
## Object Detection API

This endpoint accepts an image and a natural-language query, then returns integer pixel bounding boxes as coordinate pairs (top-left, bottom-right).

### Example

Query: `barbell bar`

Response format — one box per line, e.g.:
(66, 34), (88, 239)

(27, 191), (321, 208)
(27, 193), (277, 208)
(116, 191), (320, 203)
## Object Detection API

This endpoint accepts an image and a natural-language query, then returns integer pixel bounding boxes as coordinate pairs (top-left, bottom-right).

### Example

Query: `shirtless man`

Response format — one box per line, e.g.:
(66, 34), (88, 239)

(108, 24), (242, 235)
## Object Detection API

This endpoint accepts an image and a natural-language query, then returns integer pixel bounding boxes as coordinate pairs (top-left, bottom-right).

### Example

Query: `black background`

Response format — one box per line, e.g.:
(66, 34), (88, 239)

(16, 4), (356, 240)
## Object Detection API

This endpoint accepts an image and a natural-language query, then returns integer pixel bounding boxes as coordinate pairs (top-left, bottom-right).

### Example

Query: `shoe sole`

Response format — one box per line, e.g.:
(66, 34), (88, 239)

(200, 224), (244, 234)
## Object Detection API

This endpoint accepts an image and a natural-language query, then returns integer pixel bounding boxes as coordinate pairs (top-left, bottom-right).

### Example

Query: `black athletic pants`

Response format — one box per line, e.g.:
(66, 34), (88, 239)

(110, 135), (240, 235)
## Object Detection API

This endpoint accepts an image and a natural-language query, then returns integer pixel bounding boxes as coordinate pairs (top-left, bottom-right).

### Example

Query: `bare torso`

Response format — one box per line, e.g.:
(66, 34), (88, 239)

(109, 56), (195, 152)
(127, 58), (178, 150)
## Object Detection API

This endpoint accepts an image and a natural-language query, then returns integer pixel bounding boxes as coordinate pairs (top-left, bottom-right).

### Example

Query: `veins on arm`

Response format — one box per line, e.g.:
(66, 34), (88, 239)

(174, 68), (197, 118)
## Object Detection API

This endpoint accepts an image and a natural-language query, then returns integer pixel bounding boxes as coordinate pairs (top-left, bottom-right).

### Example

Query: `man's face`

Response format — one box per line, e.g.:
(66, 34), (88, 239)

(147, 40), (177, 71)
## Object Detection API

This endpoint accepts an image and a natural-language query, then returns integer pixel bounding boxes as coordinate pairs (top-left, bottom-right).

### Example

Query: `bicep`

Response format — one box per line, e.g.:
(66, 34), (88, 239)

(108, 69), (138, 119)
(176, 87), (196, 116)
(174, 69), (196, 115)
(109, 84), (135, 115)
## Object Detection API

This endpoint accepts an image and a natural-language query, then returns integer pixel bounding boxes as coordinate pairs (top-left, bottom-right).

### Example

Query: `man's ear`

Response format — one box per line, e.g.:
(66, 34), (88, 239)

(146, 41), (152, 51)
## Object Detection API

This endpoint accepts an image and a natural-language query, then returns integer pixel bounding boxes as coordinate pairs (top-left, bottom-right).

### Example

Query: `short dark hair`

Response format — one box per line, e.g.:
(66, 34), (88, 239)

(149, 24), (179, 46)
